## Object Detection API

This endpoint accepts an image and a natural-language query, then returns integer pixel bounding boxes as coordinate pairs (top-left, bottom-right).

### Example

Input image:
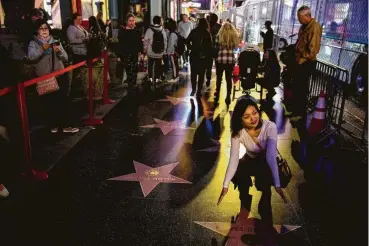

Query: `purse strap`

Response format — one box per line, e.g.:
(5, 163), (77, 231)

(51, 46), (55, 73)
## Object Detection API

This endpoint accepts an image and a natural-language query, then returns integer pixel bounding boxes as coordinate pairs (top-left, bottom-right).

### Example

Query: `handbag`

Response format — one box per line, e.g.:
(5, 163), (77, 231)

(36, 45), (59, 96)
(247, 131), (292, 188)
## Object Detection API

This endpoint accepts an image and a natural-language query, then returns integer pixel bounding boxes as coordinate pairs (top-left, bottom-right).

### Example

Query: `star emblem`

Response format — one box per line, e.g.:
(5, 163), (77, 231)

(108, 161), (191, 197)
(195, 209), (301, 245)
(156, 96), (191, 105)
(140, 118), (195, 135)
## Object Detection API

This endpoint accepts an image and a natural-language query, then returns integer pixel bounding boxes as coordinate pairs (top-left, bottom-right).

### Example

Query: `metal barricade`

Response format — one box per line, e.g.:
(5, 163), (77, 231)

(309, 60), (367, 148)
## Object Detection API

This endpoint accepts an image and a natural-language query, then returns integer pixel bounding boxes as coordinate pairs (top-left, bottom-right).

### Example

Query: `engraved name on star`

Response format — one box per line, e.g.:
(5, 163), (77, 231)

(108, 161), (191, 197)
(194, 209), (301, 245)
(140, 118), (195, 135)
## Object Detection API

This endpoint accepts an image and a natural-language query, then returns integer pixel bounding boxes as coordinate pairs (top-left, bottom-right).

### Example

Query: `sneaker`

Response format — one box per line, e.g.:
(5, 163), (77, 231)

(167, 78), (178, 83)
(63, 127), (79, 133)
(0, 184), (9, 198)
(51, 127), (58, 133)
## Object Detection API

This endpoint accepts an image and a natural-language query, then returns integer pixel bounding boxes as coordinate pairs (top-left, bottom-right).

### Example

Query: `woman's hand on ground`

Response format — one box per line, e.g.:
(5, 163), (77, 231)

(274, 187), (287, 203)
(217, 187), (228, 206)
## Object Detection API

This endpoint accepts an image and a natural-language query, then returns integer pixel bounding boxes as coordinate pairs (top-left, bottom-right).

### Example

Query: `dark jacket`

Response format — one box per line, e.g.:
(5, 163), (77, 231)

(118, 28), (143, 56)
(210, 23), (221, 42)
(261, 28), (273, 50)
(186, 28), (213, 60)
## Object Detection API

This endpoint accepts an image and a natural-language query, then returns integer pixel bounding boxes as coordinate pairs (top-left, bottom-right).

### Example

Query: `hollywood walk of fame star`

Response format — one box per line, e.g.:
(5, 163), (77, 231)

(140, 118), (195, 135)
(156, 96), (191, 105)
(194, 209), (301, 246)
(108, 161), (191, 197)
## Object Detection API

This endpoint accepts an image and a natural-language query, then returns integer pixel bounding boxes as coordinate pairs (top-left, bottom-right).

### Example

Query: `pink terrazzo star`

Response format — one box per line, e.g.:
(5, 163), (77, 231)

(108, 161), (191, 197)
(140, 118), (195, 135)
(195, 209), (300, 245)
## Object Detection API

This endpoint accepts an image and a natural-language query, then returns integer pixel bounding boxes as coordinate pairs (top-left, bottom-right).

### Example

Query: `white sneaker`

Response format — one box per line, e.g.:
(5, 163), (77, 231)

(167, 78), (178, 83)
(0, 184), (9, 198)
(63, 127), (79, 133)
(51, 127), (58, 133)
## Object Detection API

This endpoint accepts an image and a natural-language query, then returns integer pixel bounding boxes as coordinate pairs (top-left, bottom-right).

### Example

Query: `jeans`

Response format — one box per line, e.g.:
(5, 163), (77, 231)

(122, 53), (139, 89)
(292, 61), (316, 118)
(216, 63), (234, 100)
(169, 54), (179, 79)
(148, 57), (162, 81)
(39, 74), (71, 129)
(190, 57), (207, 94)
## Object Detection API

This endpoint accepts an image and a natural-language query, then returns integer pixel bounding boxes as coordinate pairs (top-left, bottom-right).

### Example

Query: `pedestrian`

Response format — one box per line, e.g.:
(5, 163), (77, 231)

(186, 18), (213, 97)
(290, 6), (322, 123)
(143, 16), (167, 84)
(213, 22), (240, 105)
(118, 13), (144, 93)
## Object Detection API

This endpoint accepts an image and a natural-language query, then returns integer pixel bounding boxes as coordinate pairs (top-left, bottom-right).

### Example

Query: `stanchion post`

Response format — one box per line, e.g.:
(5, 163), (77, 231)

(83, 59), (103, 126)
(16, 82), (32, 176)
(103, 50), (115, 105)
(16, 83), (48, 180)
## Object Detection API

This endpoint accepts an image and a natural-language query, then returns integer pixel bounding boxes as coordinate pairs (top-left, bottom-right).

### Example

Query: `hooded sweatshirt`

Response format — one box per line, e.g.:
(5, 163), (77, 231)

(144, 24), (168, 59)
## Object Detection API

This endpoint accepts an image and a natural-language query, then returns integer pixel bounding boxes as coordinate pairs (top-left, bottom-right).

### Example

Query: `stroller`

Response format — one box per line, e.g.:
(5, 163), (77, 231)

(238, 45), (261, 94)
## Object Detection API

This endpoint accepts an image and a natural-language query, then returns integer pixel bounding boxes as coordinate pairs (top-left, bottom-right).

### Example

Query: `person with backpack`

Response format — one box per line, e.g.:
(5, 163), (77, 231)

(186, 18), (213, 97)
(143, 16), (167, 84)
(166, 19), (180, 83)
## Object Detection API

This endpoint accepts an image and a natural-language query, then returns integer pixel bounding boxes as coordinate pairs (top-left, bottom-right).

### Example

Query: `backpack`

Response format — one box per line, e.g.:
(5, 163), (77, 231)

(174, 33), (185, 55)
(150, 28), (165, 54)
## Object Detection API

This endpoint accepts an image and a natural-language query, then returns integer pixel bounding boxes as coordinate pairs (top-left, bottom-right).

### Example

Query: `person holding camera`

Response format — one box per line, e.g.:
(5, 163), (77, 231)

(28, 19), (79, 134)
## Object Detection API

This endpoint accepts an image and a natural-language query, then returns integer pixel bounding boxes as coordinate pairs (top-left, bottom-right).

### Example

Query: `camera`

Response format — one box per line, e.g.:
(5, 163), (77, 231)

(51, 41), (60, 46)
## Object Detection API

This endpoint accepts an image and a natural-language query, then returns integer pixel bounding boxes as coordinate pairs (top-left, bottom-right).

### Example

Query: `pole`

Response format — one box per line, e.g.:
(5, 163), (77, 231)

(103, 50), (115, 104)
(83, 60), (103, 126)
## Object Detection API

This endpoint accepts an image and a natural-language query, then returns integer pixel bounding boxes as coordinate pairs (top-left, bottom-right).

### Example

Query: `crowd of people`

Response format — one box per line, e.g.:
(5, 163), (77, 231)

(0, 8), (323, 233)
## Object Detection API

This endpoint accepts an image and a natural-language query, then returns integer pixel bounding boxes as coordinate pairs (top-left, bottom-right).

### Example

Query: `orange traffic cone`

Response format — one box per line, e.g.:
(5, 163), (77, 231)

(308, 90), (326, 136)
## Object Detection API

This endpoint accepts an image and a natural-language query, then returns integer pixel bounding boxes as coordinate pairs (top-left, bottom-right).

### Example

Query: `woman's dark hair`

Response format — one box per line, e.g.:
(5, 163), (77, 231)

(167, 19), (177, 33)
(266, 49), (281, 69)
(231, 97), (263, 137)
(72, 13), (81, 20)
(196, 18), (209, 31)
(89, 16), (101, 32)
(34, 19), (51, 33)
